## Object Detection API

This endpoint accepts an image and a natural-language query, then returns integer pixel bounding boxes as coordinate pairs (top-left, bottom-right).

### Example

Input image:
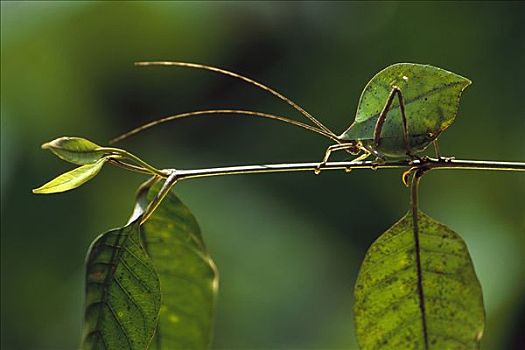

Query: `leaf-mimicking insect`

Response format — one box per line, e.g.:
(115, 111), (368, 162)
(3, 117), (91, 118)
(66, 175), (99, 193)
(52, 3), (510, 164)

(111, 62), (471, 174)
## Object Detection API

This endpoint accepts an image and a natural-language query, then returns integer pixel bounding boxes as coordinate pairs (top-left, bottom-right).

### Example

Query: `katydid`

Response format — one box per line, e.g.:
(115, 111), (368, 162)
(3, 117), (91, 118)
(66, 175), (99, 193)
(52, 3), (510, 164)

(317, 63), (471, 171)
(112, 62), (471, 175)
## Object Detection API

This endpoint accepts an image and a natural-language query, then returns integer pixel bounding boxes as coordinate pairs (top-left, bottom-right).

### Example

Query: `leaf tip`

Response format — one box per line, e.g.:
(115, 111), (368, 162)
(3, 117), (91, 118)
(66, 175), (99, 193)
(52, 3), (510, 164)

(32, 182), (64, 194)
(32, 186), (48, 194)
(41, 136), (69, 150)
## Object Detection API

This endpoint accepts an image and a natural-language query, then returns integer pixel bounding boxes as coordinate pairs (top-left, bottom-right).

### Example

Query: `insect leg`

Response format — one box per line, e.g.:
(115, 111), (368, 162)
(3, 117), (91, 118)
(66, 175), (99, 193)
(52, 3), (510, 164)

(362, 143), (386, 163)
(432, 140), (455, 162)
(373, 86), (412, 156)
(374, 87), (398, 147)
(314, 143), (358, 174)
(395, 88), (412, 156)
(433, 140), (441, 158)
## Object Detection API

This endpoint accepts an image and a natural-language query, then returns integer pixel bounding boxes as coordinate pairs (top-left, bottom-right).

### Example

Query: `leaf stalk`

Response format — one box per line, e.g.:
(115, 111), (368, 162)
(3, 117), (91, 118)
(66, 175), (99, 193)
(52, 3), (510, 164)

(99, 147), (166, 177)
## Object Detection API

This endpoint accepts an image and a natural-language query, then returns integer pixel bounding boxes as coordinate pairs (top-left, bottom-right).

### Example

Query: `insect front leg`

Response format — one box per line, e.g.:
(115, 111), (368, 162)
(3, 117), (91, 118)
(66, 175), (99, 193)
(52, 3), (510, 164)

(314, 143), (360, 175)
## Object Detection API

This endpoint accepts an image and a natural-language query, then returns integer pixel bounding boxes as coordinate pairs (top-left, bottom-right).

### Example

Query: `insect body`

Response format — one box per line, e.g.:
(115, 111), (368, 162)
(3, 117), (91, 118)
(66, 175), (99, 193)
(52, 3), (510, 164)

(112, 62), (471, 173)
(324, 63), (471, 166)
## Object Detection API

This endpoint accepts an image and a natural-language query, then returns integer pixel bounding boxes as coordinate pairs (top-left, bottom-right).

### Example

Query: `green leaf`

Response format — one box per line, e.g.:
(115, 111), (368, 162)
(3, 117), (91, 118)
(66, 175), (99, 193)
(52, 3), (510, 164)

(42, 136), (106, 165)
(81, 218), (161, 350)
(32, 158), (106, 194)
(354, 211), (485, 350)
(340, 63), (471, 156)
(137, 181), (218, 349)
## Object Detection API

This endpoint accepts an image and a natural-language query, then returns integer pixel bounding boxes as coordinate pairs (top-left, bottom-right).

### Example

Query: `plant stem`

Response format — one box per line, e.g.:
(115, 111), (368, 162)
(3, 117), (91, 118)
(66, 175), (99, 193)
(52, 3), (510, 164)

(100, 147), (166, 177)
(108, 159), (153, 175)
(140, 172), (178, 224)
(156, 158), (525, 181)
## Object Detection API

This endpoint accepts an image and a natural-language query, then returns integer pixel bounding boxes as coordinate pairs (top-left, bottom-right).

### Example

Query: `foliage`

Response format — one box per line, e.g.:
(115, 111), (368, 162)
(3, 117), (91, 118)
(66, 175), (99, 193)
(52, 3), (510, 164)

(41, 137), (106, 165)
(138, 182), (218, 349)
(31, 62), (524, 350)
(82, 219), (161, 349)
(354, 211), (484, 350)
(32, 158), (108, 194)
(80, 180), (217, 350)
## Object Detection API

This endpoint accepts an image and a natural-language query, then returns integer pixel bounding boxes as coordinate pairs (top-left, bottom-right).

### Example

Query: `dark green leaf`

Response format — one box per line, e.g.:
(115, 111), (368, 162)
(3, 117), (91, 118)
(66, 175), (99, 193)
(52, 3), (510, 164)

(42, 136), (106, 165)
(138, 181), (218, 350)
(32, 158), (107, 194)
(354, 211), (485, 350)
(81, 219), (161, 350)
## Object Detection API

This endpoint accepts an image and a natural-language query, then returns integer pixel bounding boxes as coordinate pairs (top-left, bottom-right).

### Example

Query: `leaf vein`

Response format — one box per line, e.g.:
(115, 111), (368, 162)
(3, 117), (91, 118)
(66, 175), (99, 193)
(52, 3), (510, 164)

(114, 277), (149, 334)
(120, 258), (153, 293)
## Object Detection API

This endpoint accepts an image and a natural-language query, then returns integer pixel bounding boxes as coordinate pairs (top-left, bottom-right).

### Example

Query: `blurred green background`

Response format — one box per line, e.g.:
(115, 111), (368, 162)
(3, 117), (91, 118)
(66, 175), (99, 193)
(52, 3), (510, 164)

(2, 1), (524, 349)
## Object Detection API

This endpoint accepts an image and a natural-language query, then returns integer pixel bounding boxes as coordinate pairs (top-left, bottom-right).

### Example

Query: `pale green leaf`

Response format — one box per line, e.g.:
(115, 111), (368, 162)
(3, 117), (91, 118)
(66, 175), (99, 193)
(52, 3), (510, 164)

(32, 158), (106, 194)
(354, 211), (485, 350)
(81, 218), (161, 350)
(137, 181), (218, 350)
(340, 63), (471, 157)
(42, 136), (106, 165)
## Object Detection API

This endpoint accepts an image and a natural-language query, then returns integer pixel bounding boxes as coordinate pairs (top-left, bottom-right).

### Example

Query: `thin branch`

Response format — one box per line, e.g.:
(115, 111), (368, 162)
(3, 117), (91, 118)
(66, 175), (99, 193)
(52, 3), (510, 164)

(151, 158), (525, 181)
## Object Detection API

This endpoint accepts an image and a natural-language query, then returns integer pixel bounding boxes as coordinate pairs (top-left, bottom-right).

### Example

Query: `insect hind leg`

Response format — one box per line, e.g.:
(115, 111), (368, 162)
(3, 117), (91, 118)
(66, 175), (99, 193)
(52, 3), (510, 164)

(374, 86), (418, 159)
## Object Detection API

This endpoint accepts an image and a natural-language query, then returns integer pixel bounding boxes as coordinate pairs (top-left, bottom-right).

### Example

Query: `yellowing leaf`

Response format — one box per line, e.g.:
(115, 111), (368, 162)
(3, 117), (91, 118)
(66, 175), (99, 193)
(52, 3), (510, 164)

(32, 158), (106, 194)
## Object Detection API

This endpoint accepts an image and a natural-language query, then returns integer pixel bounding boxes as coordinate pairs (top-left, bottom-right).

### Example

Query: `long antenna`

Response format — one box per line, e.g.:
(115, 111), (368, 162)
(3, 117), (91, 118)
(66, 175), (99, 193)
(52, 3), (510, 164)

(135, 61), (337, 137)
(110, 109), (341, 144)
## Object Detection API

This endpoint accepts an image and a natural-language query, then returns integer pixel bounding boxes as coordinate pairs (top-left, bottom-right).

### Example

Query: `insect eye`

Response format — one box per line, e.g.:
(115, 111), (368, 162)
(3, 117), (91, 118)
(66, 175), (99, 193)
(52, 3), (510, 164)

(349, 145), (360, 155)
